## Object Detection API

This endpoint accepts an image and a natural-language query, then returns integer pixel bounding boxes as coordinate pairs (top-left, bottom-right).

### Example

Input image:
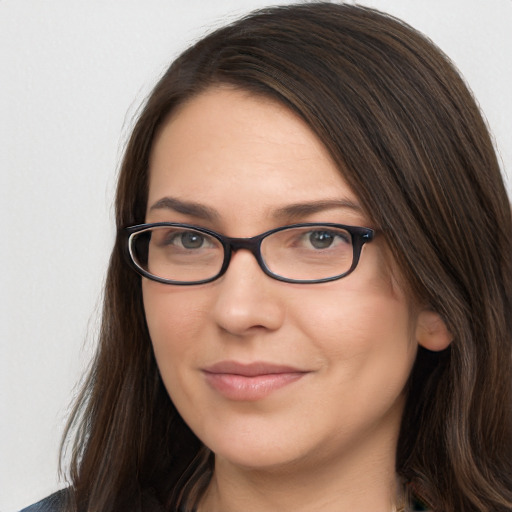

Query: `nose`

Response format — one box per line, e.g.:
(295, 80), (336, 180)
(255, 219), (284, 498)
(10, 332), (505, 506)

(211, 249), (285, 337)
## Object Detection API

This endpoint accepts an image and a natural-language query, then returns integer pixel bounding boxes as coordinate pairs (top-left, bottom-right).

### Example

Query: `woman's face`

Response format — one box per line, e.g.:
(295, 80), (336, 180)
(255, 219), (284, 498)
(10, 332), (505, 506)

(143, 87), (419, 474)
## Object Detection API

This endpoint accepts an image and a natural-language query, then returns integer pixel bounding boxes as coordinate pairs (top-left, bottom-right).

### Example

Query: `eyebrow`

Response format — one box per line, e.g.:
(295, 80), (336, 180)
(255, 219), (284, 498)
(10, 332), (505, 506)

(149, 196), (363, 222)
(149, 196), (220, 221)
(271, 199), (364, 221)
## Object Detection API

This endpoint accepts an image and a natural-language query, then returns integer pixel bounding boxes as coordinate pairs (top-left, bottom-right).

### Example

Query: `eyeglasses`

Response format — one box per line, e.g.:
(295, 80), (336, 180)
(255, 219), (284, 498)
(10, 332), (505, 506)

(124, 222), (375, 285)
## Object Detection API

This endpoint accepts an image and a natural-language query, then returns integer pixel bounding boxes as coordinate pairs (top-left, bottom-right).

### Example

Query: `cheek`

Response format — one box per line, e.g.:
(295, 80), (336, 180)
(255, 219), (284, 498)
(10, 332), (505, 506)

(142, 281), (211, 380)
(295, 280), (413, 344)
(290, 273), (417, 387)
(303, 290), (417, 438)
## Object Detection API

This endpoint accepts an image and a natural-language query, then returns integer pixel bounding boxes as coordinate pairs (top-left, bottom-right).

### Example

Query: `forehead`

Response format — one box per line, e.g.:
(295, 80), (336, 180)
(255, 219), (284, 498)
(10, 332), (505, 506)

(147, 87), (362, 227)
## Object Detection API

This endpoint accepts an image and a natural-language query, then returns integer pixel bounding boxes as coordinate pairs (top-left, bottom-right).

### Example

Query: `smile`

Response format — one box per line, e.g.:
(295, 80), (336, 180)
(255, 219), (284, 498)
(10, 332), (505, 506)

(202, 361), (308, 401)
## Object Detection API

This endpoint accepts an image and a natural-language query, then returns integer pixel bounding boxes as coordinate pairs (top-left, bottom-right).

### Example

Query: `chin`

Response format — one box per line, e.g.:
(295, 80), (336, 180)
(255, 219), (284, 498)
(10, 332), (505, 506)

(212, 446), (306, 473)
(195, 419), (324, 473)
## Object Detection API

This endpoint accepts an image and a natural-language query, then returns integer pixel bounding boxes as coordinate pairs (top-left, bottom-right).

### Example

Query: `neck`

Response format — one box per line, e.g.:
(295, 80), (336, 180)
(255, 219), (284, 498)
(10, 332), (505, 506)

(198, 438), (401, 512)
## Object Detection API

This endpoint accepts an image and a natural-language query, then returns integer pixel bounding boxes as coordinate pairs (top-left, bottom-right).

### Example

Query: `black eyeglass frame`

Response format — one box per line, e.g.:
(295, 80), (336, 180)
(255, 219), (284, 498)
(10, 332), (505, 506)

(123, 222), (375, 285)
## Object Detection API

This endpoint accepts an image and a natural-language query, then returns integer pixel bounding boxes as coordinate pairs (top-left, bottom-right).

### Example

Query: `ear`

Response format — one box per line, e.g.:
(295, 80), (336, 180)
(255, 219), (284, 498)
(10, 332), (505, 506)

(415, 310), (453, 352)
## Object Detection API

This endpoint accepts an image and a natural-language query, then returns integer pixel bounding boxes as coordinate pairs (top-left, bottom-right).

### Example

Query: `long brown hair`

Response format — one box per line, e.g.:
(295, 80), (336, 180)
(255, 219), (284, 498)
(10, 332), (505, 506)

(62, 3), (512, 511)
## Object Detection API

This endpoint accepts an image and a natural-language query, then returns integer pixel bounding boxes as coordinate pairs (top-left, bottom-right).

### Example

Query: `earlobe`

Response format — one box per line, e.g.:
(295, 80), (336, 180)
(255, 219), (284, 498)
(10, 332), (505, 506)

(415, 310), (453, 352)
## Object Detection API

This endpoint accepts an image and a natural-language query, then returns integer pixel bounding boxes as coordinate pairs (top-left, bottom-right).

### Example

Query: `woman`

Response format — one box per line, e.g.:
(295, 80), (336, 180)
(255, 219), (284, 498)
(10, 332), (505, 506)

(22, 3), (512, 511)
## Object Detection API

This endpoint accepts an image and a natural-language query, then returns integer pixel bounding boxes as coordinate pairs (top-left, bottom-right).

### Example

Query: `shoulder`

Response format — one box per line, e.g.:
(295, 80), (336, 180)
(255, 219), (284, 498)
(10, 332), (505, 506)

(19, 489), (67, 512)
(18, 488), (168, 512)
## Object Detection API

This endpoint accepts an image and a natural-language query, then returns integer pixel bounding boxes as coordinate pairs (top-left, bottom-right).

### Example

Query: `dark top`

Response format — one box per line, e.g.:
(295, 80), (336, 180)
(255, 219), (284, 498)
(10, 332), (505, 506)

(19, 489), (166, 512)
(19, 490), (67, 512)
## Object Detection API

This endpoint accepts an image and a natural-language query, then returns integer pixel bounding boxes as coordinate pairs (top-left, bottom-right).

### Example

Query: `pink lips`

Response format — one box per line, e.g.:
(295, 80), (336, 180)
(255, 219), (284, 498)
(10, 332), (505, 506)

(202, 361), (307, 401)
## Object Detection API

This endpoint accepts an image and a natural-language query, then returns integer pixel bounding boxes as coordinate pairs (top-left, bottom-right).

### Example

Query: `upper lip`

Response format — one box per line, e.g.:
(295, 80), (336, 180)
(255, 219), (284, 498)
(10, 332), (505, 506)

(202, 361), (307, 377)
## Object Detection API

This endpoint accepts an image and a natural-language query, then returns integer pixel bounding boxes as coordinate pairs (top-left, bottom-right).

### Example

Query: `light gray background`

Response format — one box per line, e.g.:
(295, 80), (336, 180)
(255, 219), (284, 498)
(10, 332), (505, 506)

(1, 1), (511, 510)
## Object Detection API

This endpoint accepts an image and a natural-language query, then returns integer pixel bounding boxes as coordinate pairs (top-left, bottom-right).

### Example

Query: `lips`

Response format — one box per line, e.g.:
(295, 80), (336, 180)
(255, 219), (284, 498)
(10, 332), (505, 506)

(202, 361), (308, 401)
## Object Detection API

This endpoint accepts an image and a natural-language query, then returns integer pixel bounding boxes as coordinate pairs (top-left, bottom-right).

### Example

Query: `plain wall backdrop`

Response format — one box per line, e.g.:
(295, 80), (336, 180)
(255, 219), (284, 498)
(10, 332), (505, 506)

(1, 1), (511, 510)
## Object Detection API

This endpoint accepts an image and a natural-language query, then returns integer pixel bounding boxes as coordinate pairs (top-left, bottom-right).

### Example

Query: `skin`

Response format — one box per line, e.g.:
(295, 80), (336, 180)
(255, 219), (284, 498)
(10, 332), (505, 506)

(142, 87), (449, 512)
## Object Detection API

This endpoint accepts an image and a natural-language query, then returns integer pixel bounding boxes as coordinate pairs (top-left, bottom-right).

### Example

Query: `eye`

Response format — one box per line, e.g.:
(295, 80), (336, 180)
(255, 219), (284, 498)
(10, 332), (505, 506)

(308, 231), (335, 249)
(148, 227), (217, 251)
(177, 231), (206, 249)
(305, 229), (350, 249)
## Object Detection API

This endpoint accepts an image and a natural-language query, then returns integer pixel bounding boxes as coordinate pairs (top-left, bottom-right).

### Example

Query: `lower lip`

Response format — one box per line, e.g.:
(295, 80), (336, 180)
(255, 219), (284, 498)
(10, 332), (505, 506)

(203, 372), (306, 401)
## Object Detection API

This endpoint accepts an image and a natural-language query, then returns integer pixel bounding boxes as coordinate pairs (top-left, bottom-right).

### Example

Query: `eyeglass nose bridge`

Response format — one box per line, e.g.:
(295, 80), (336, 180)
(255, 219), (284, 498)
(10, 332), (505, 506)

(218, 233), (270, 279)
